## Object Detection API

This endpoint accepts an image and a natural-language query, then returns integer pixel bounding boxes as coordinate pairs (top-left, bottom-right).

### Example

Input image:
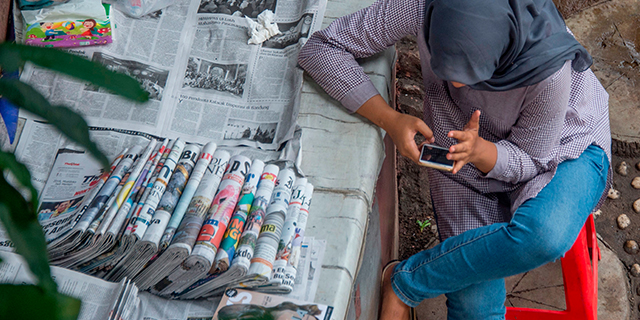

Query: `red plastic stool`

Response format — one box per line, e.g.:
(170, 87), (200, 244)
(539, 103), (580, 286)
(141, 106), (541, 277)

(506, 215), (600, 320)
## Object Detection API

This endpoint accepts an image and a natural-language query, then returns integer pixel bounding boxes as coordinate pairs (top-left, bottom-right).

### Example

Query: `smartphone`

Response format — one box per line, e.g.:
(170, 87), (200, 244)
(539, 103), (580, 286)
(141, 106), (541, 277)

(419, 143), (454, 172)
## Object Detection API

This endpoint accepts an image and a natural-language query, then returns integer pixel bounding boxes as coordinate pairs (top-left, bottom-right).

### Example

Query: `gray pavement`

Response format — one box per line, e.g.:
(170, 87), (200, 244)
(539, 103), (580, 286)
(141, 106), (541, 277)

(415, 238), (630, 319)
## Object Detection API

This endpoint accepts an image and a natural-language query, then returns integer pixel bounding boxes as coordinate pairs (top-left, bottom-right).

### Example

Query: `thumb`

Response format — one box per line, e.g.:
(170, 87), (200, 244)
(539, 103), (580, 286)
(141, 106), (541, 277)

(466, 110), (481, 130)
(415, 119), (435, 143)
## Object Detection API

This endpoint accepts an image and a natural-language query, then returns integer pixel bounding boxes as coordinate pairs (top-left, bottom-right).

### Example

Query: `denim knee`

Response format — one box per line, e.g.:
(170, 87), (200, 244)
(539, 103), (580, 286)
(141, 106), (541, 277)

(504, 219), (574, 266)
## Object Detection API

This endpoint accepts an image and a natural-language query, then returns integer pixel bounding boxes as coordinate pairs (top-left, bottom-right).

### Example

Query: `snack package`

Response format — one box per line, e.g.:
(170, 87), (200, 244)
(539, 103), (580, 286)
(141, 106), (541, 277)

(22, 0), (112, 48)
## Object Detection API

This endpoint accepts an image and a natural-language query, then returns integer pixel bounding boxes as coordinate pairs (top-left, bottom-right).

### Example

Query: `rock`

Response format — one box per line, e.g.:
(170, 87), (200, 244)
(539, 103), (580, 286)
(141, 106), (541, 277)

(608, 188), (620, 199)
(593, 209), (602, 219)
(634, 199), (640, 213)
(617, 161), (629, 176)
(625, 240), (639, 255)
(618, 214), (631, 229)
(430, 224), (438, 234)
(632, 264), (640, 277)
(633, 177), (640, 189)
(637, 162), (640, 171)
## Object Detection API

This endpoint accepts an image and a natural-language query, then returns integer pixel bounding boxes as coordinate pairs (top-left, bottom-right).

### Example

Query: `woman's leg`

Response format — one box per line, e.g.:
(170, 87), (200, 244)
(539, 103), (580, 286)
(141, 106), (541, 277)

(391, 145), (609, 309)
(445, 279), (506, 320)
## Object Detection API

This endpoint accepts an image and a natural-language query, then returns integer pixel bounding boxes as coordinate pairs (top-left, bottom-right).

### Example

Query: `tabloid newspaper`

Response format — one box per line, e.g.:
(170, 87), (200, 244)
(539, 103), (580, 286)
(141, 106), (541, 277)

(213, 288), (333, 320)
(16, 0), (327, 151)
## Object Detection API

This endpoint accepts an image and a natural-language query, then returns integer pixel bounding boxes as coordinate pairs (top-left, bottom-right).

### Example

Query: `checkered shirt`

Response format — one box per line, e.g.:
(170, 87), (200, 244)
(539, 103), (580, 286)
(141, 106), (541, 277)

(298, 0), (612, 239)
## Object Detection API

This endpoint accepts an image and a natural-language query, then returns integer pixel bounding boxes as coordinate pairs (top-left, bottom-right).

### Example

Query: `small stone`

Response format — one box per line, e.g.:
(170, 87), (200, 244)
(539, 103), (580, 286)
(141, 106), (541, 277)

(593, 209), (602, 219)
(637, 162), (640, 171)
(636, 284), (640, 296)
(617, 161), (629, 176)
(625, 240), (639, 255)
(430, 224), (438, 234)
(633, 177), (640, 189)
(634, 199), (640, 213)
(632, 264), (640, 277)
(607, 188), (620, 199)
(618, 214), (631, 229)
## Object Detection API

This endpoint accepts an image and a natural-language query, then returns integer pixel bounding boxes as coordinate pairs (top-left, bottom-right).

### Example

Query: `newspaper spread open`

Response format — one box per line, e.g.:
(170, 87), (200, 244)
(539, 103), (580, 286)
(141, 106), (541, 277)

(17, 0), (327, 150)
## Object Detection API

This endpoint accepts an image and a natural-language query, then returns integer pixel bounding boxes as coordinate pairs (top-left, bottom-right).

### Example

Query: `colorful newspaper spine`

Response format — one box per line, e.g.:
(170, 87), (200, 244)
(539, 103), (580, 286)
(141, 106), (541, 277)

(46, 148), (127, 256)
(282, 183), (314, 290)
(124, 139), (172, 236)
(141, 143), (201, 245)
(212, 159), (265, 273)
(73, 148), (128, 227)
(73, 145), (143, 232)
(97, 139), (158, 236)
(159, 142), (217, 251)
(191, 155), (251, 264)
(134, 150), (230, 292)
(270, 178), (308, 285)
(230, 164), (280, 271)
(155, 155), (250, 295)
(170, 150), (230, 251)
(130, 139), (185, 240)
(247, 168), (296, 278)
(108, 140), (165, 236)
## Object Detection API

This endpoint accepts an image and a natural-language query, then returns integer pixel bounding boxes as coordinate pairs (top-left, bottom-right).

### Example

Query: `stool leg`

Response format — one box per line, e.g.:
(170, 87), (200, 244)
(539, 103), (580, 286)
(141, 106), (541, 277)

(561, 221), (597, 320)
(506, 216), (598, 320)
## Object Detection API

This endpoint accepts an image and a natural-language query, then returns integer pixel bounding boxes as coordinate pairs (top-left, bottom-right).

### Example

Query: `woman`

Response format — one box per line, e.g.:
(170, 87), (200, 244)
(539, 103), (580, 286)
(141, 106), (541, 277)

(298, 0), (611, 319)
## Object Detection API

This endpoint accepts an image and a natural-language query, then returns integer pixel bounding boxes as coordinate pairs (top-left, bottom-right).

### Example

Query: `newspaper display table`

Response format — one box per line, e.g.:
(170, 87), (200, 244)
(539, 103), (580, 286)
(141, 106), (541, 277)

(298, 0), (395, 318)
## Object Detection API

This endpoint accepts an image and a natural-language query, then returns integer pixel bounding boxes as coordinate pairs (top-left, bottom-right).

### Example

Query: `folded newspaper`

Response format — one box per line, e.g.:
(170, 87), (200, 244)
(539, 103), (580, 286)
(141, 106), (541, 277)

(213, 288), (333, 320)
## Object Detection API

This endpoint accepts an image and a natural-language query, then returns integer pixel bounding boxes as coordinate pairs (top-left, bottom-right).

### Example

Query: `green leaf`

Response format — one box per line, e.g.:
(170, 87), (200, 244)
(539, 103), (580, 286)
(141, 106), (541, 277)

(0, 181), (55, 293)
(0, 79), (109, 168)
(0, 42), (149, 102)
(0, 285), (81, 320)
(0, 151), (39, 207)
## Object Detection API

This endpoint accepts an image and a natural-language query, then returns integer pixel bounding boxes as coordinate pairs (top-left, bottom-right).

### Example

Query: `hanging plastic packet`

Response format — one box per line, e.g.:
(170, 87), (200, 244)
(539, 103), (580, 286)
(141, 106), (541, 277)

(22, 0), (112, 48)
(19, 0), (69, 11)
(113, 0), (174, 18)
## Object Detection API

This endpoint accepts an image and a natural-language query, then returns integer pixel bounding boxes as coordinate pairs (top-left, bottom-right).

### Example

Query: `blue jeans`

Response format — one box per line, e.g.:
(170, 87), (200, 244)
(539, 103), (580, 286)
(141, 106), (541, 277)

(391, 145), (609, 319)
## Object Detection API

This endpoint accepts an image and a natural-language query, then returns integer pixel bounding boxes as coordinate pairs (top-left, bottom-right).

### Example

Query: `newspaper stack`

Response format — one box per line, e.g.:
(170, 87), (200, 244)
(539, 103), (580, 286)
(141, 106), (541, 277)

(47, 146), (143, 260)
(178, 170), (317, 299)
(107, 140), (191, 281)
(171, 164), (280, 298)
(131, 149), (230, 290)
(82, 139), (175, 276)
(143, 155), (253, 295)
(19, 133), (319, 299)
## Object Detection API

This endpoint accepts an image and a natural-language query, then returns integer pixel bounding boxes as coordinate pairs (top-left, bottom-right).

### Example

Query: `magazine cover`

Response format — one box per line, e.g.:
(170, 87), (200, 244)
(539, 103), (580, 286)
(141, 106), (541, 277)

(213, 288), (333, 320)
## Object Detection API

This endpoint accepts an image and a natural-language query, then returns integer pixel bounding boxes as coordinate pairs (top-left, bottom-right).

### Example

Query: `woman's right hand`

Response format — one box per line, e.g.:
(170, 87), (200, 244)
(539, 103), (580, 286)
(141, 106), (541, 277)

(356, 95), (434, 164)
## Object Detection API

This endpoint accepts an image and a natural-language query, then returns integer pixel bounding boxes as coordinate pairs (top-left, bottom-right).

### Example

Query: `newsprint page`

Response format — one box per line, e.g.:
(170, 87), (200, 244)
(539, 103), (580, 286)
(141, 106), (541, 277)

(18, 0), (326, 150)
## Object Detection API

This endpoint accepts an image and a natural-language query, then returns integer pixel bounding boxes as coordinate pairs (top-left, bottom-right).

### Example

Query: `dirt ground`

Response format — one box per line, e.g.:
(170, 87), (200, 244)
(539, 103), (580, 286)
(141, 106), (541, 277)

(394, 6), (640, 316)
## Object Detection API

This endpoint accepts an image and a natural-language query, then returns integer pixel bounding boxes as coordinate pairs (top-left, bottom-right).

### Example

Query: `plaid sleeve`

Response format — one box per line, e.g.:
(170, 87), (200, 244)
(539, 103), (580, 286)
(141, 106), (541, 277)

(298, 0), (425, 112)
(485, 64), (571, 184)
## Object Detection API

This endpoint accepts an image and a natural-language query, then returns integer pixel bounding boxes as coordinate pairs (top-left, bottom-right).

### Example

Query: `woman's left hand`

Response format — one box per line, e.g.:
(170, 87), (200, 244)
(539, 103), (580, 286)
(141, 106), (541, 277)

(447, 110), (497, 174)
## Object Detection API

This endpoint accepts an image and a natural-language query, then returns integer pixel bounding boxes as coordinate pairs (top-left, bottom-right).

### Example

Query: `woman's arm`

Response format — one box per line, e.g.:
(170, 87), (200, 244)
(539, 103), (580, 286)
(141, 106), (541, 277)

(298, 0), (425, 112)
(298, 0), (431, 162)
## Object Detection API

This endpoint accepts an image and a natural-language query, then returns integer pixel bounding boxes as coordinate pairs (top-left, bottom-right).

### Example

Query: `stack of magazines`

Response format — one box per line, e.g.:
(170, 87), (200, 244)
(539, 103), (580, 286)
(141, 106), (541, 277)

(36, 137), (318, 299)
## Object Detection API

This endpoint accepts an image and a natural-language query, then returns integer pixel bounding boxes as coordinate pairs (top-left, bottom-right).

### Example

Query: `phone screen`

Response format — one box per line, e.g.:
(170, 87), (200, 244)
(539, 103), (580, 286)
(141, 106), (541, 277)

(420, 144), (454, 167)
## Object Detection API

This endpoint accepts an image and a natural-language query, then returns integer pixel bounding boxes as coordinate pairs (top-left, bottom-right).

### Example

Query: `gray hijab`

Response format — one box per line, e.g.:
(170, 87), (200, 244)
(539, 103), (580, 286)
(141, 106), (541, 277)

(424, 0), (592, 91)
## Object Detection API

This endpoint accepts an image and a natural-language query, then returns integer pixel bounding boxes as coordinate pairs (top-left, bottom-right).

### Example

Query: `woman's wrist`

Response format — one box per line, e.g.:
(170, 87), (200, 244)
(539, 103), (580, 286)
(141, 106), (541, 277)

(355, 94), (398, 131)
(471, 138), (498, 174)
